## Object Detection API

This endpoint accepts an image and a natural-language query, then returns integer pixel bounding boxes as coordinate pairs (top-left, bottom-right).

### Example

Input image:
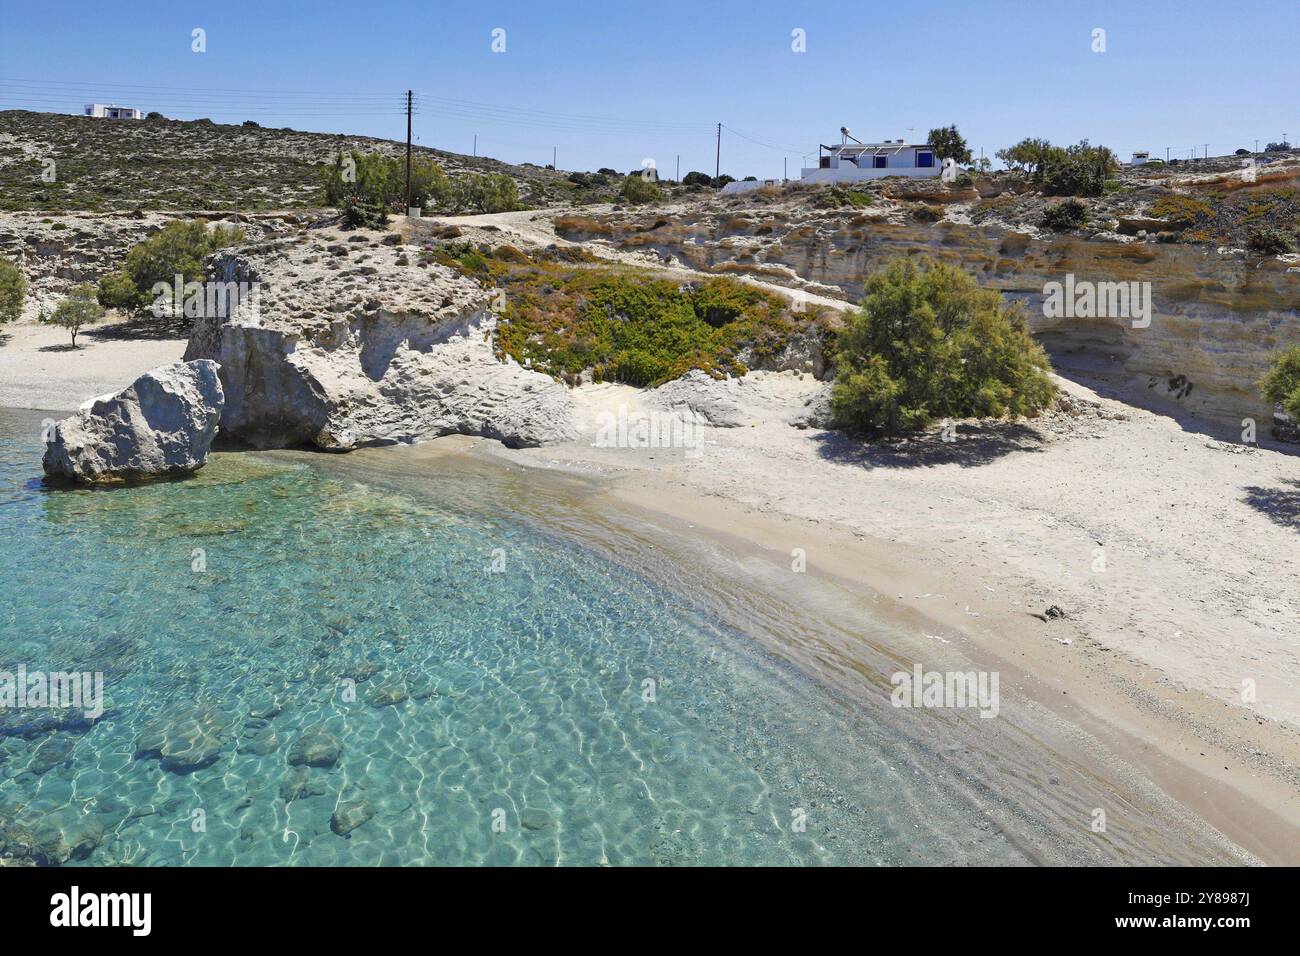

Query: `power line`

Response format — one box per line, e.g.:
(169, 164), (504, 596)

(721, 124), (806, 155)
(415, 92), (711, 133)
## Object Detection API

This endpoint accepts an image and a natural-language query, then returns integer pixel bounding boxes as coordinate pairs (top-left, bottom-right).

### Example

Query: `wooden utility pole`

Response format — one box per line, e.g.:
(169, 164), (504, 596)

(473, 134), (477, 157)
(404, 90), (413, 212)
(552, 146), (557, 169)
(715, 122), (721, 181)
(676, 155), (679, 182)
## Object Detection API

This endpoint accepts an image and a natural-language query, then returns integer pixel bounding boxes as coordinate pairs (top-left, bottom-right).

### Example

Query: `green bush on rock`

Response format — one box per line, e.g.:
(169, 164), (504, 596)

(1042, 199), (1088, 230)
(97, 219), (244, 316)
(620, 175), (662, 205)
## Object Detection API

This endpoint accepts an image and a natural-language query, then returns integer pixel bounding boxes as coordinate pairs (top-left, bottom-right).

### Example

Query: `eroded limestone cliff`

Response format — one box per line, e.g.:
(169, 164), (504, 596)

(183, 230), (577, 450)
(556, 208), (1300, 427)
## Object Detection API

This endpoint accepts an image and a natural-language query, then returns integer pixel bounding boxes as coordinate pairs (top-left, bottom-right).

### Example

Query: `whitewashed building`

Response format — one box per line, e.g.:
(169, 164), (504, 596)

(84, 103), (144, 120)
(801, 128), (940, 183)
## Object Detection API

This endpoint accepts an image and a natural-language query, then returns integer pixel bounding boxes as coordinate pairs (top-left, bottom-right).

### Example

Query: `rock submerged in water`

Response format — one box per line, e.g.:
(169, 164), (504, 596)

(520, 807), (556, 832)
(287, 731), (341, 768)
(0, 809), (106, 866)
(42, 360), (225, 484)
(134, 710), (229, 774)
(279, 766), (326, 804)
(330, 799), (374, 836)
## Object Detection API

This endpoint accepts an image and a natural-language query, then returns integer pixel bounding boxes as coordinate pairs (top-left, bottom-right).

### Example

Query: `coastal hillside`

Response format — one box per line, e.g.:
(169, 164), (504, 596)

(0, 109), (589, 211)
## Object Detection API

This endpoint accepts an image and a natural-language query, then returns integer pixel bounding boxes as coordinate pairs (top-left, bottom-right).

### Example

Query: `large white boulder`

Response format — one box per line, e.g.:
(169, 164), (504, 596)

(42, 360), (225, 483)
(184, 239), (578, 451)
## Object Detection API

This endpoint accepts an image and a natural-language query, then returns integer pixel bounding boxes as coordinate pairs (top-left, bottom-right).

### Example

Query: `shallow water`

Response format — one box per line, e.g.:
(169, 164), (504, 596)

(1, 406), (1053, 865)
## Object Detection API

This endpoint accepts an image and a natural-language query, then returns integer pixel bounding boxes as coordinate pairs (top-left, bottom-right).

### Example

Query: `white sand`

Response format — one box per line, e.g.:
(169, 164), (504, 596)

(0, 318), (186, 411)
(506, 371), (1300, 726)
(466, 370), (1300, 861)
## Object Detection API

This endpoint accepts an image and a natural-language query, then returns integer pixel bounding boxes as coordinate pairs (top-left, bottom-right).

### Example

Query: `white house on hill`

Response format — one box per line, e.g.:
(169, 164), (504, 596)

(801, 127), (940, 183)
(84, 103), (144, 120)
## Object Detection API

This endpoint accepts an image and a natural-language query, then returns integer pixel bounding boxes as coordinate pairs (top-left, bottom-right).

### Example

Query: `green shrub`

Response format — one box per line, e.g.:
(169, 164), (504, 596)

(831, 258), (1056, 434)
(97, 270), (147, 313)
(620, 175), (662, 205)
(341, 197), (389, 229)
(1150, 194), (1213, 225)
(453, 248), (824, 386)
(1260, 345), (1300, 418)
(995, 138), (1054, 176)
(97, 219), (244, 315)
(424, 240), (491, 275)
(1042, 199), (1089, 230)
(451, 173), (520, 213)
(49, 284), (104, 347)
(0, 256), (27, 323)
(812, 185), (873, 209)
(1246, 226), (1296, 256)
(682, 171), (714, 188)
(1040, 141), (1118, 197)
(323, 150), (452, 215)
(911, 204), (942, 222)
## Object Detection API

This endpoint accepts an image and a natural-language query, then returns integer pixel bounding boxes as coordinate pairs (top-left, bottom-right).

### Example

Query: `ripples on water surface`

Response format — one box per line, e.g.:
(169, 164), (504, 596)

(0, 406), (1038, 865)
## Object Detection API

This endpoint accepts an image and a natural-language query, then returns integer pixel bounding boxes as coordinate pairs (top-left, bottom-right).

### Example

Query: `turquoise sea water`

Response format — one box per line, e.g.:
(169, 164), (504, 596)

(0, 406), (1037, 866)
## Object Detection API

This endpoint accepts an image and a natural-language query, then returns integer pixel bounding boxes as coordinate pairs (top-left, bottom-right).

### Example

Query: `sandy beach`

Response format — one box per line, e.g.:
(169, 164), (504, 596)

(449, 369), (1300, 863)
(0, 317), (186, 411)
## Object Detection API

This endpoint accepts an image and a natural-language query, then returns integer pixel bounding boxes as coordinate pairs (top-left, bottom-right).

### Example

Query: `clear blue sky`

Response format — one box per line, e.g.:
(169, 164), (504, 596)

(2, 0), (1297, 177)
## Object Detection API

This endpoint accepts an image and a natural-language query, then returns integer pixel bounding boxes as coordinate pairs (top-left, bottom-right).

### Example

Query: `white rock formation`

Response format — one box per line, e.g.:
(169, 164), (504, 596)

(42, 360), (224, 483)
(648, 370), (751, 427)
(184, 233), (577, 450)
(647, 368), (829, 430)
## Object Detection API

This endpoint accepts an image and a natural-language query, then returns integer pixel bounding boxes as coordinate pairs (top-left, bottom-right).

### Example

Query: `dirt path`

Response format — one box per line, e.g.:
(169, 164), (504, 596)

(403, 208), (856, 314)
